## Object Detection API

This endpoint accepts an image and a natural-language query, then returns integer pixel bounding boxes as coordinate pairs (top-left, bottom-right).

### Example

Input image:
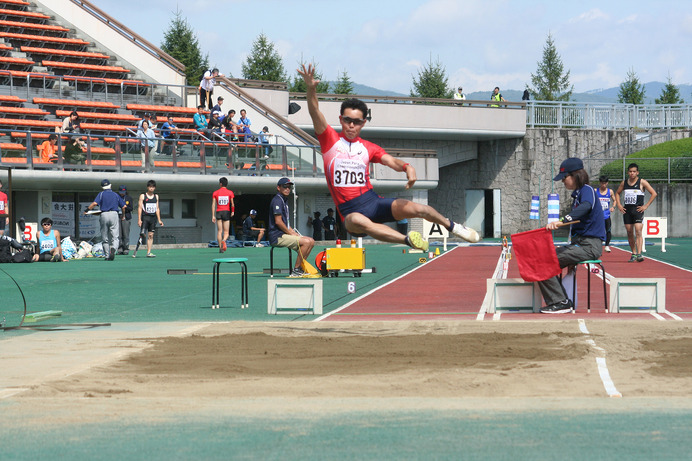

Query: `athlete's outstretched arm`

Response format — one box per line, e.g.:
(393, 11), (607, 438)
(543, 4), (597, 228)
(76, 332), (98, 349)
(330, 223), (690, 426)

(380, 153), (417, 190)
(297, 64), (328, 137)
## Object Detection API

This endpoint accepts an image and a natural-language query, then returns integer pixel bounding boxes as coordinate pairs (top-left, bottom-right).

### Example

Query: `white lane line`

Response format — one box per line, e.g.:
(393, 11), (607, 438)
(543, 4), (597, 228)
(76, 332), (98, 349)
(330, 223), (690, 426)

(650, 312), (666, 321)
(578, 319), (622, 398)
(664, 310), (683, 321)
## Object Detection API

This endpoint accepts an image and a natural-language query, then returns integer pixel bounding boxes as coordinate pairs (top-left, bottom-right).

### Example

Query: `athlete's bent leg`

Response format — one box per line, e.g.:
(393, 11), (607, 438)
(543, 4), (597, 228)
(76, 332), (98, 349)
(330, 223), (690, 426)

(344, 212), (406, 244)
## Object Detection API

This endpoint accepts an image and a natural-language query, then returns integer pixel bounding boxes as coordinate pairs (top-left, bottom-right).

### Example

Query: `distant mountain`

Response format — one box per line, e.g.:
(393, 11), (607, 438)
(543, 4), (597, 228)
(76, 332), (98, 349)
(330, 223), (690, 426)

(342, 81), (692, 104)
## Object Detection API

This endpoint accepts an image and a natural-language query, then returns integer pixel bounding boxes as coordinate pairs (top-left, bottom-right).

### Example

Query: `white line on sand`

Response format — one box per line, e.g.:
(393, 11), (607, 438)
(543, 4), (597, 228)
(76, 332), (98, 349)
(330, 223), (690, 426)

(578, 319), (622, 398)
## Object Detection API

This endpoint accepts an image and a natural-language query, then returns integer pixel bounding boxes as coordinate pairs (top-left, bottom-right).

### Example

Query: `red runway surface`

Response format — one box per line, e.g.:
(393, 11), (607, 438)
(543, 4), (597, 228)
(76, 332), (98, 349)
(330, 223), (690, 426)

(321, 245), (691, 321)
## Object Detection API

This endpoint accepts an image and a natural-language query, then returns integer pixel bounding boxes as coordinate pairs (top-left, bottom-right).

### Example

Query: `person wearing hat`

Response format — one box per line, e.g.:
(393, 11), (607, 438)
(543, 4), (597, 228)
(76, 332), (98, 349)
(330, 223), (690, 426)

(117, 185), (134, 255)
(268, 178), (314, 277)
(85, 179), (127, 261)
(322, 208), (337, 241)
(453, 86), (466, 101)
(208, 110), (224, 135)
(537, 157), (605, 313)
(137, 113), (156, 132)
(242, 209), (265, 247)
(297, 64), (480, 252)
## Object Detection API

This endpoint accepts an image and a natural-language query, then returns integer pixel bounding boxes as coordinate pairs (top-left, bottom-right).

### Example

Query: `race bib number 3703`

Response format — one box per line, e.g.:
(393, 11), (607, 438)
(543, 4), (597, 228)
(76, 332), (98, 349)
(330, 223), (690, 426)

(333, 159), (366, 187)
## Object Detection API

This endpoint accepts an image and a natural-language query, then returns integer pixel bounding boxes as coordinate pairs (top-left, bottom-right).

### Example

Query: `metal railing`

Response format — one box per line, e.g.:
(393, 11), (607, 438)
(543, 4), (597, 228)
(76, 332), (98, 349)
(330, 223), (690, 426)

(0, 129), (321, 177)
(526, 101), (692, 129)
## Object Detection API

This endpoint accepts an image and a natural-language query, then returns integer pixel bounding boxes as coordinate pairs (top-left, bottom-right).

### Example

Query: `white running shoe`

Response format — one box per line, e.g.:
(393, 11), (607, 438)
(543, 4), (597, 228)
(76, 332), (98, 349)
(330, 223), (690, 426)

(256, 243), (265, 248)
(451, 223), (480, 243)
(604, 246), (611, 252)
(407, 231), (429, 251)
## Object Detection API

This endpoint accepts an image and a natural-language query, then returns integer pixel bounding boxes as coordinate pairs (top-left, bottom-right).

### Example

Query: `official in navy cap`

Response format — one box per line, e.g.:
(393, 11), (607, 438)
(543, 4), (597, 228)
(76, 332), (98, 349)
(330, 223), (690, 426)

(537, 157), (606, 313)
(85, 179), (126, 261)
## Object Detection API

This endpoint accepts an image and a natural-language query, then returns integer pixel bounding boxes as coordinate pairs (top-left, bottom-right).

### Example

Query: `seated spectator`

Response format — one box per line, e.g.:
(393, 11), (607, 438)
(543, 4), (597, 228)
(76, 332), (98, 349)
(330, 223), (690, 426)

(57, 110), (86, 151)
(34, 217), (64, 262)
(37, 134), (58, 163)
(137, 120), (157, 167)
(160, 116), (179, 155)
(222, 109), (239, 140)
(208, 111), (224, 134)
(242, 209), (265, 247)
(193, 105), (208, 131)
(63, 136), (86, 165)
(268, 177), (315, 277)
(237, 109), (253, 141)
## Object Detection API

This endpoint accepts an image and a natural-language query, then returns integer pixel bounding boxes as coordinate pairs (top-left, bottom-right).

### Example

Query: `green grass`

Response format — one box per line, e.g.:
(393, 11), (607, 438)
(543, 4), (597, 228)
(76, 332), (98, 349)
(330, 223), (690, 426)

(599, 138), (692, 182)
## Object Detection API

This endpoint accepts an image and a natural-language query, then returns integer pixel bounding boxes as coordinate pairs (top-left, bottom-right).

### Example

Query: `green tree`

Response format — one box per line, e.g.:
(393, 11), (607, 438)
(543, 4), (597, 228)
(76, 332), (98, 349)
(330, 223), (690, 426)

(410, 56), (452, 99)
(160, 8), (209, 85)
(528, 33), (573, 101)
(332, 69), (354, 95)
(618, 68), (646, 104)
(289, 58), (330, 93)
(655, 74), (685, 104)
(241, 33), (287, 82)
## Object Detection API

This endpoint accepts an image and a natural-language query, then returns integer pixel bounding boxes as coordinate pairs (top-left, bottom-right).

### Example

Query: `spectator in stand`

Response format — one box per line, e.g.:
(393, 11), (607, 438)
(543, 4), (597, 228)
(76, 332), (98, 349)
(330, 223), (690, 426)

(268, 177), (315, 277)
(33, 217), (64, 262)
(322, 207), (337, 241)
(199, 68), (224, 110)
(117, 185), (134, 255)
(212, 96), (224, 115)
(137, 120), (158, 167)
(522, 89), (531, 101)
(212, 177), (235, 253)
(490, 87), (506, 107)
(57, 110), (86, 154)
(237, 109), (253, 142)
(222, 109), (239, 140)
(0, 179), (7, 237)
(160, 116), (180, 155)
(137, 113), (156, 131)
(208, 111), (224, 135)
(37, 134), (58, 163)
(243, 209), (265, 247)
(453, 86), (466, 101)
(258, 126), (273, 158)
(308, 211), (323, 240)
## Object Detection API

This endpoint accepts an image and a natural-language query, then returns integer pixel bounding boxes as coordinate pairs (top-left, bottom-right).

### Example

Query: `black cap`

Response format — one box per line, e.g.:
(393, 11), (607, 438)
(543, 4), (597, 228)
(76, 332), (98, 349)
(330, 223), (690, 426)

(553, 158), (584, 181)
(119, 185), (127, 192)
(277, 177), (294, 186)
(101, 179), (111, 187)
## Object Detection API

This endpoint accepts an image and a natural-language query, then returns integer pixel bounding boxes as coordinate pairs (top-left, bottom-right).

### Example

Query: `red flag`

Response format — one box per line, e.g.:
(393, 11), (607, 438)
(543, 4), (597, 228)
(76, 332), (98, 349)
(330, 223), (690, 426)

(510, 228), (561, 282)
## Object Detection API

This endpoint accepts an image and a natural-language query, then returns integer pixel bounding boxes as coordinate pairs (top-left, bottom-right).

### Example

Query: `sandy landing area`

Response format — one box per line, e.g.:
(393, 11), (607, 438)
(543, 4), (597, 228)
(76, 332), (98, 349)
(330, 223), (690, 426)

(5, 320), (692, 422)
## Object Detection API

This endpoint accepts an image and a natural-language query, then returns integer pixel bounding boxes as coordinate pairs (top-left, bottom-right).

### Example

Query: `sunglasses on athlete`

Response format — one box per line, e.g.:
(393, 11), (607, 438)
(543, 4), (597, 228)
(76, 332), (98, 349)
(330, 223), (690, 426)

(341, 116), (366, 126)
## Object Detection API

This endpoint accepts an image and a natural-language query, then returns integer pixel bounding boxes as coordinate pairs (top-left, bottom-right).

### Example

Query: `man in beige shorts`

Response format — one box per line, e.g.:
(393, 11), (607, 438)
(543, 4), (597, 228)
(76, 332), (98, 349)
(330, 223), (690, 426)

(267, 177), (315, 277)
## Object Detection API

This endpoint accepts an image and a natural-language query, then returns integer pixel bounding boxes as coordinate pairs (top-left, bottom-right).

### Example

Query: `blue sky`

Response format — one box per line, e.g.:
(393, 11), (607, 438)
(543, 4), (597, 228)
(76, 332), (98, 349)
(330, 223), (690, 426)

(94, 0), (692, 94)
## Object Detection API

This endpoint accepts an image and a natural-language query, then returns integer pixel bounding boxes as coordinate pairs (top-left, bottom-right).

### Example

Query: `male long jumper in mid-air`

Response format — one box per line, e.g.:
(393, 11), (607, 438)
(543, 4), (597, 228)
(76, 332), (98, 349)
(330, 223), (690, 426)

(297, 63), (480, 251)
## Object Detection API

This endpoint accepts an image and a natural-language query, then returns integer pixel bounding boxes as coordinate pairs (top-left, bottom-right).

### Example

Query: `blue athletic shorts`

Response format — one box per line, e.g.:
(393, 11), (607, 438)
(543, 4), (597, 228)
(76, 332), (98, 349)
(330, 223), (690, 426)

(337, 189), (395, 224)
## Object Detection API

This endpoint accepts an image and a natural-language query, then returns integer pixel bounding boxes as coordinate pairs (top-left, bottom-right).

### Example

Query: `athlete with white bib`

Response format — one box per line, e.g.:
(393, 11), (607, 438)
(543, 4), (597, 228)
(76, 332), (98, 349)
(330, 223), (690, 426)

(297, 64), (480, 250)
(614, 163), (657, 262)
(135, 180), (163, 258)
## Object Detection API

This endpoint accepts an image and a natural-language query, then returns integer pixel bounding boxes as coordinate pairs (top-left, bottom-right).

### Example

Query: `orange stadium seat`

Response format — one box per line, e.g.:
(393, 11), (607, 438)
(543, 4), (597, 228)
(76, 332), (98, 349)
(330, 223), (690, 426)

(0, 94), (27, 103)
(0, 19), (69, 33)
(20, 46), (110, 62)
(0, 106), (49, 117)
(55, 110), (138, 122)
(0, 118), (60, 128)
(0, 8), (50, 20)
(0, 32), (90, 46)
(41, 60), (131, 74)
(127, 104), (201, 115)
(33, 98), (120, 110)
(0, 0), (31, 6)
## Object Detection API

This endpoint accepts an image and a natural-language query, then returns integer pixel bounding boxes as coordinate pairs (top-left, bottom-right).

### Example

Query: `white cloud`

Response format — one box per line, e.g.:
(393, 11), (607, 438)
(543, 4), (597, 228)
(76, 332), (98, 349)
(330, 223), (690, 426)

(617, 14), (638, 24)
(569, 8), (609, 23)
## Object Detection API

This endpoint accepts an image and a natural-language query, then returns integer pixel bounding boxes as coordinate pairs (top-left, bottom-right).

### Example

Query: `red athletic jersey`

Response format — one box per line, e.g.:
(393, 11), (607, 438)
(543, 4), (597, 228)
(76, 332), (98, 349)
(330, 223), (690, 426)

(212, 187), (234, 211)
(317, 125), (386, 206)
(0, 191), (7, 215)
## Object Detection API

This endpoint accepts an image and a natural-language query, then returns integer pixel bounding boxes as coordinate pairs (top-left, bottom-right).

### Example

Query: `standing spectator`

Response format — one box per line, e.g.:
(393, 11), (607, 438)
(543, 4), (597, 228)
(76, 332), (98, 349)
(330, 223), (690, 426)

(308, 211), (323, 241)
(160, 116), (180, 155)
(212, 96), (224, 115)
(136, 180), (163, 258)
(322, 207), (337, 241)
(243, 209), (265, 247)
(596, 175), (615, 253)
(84, 179), (126, 261)
(614, 163), (658, 262)
(212, 177), (235, 253)
(237, 109), (253, 141)
(33, 217), (64, 262)
(268, 177), (315, 277)
(0, 179), (8, 237)
(453, 86), (466, 101)
(117, 185), (134, 255)
(258, 126), (273, 158)
(538, 158), (605, 313)
(199, 68), (224, 110)
(522, 89), (530, 101)
(490, 87), (506, 107)
(137, 120), (157, 168)
(37, 134), (58, 163)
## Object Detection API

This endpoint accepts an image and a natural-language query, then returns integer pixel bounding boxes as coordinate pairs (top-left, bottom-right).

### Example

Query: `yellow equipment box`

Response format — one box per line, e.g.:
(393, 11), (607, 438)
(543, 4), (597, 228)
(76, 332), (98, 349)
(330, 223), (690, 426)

(325, 247), (365, 271)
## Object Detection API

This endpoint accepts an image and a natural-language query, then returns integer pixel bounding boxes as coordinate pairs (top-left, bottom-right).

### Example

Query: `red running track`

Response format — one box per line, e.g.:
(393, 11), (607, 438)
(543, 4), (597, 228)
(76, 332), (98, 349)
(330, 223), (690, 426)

(320, 245), (692, 321)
